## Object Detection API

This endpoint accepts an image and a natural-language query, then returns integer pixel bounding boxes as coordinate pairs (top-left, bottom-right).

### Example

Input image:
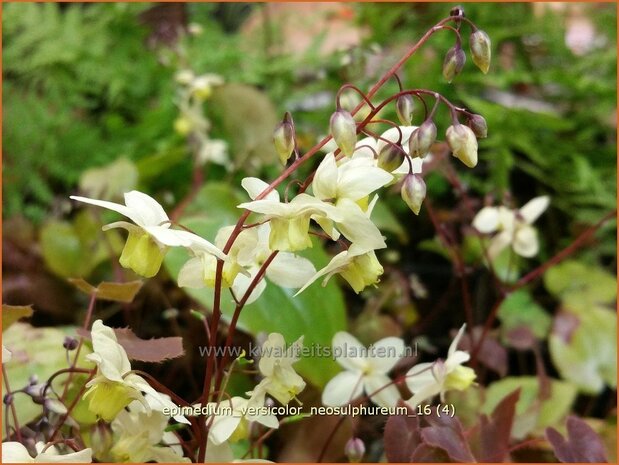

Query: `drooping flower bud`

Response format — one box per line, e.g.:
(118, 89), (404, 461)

(401, 174), (426, 215)
(330, 109), (357, 156)
(446, 124), (478, 168)
(467, 114), (488, 138)
(377, 143), (406, 172)
(408, 120), (437, 158)
(345, 437), (366, 463)
(63, 336), (79, 351)
(273, 112), (296, 165)
(396, 94), (414, 126)
(442, 45), (466, 83)
(469, 29), (491, 74)
(89, 422), (114, 462)
(173, 116), (192, 136)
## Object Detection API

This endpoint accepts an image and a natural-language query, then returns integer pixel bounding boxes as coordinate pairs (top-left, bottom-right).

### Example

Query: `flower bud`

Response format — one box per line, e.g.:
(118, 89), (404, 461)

(401, 174), (426, 215)
(273, 112), (295, 165)
(330, 109), (357, 156)
(470, 29), (491, 74)
(446, 124), (478, 168)
(89, 422), (114, 461)
(467, 114), (488, 138)
(396, 94), (414, 126)
(377, 143), (406, 172)
(173, 116), (192, 136)
(45, 398), (68, 415)
(442, 45), (466, 83)
(63, 336), (79, 351)
(345, 437), (365, 463)
(408, 120), (436, 158)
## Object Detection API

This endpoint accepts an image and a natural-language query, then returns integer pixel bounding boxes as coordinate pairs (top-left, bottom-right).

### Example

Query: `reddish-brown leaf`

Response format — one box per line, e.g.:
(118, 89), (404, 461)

(113, 328), (184, 362)
(421, 413), (476, 463)
(546, 416), (608, 463)
(77, 327), (184, 363)
(384, 402), (422, 462)
(478, 388), (520, 462)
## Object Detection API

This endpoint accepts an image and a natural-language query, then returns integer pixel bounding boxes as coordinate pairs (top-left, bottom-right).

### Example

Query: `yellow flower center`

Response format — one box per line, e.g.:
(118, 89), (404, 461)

(84, 381), (134, 422)
(444, 365), (476, 392)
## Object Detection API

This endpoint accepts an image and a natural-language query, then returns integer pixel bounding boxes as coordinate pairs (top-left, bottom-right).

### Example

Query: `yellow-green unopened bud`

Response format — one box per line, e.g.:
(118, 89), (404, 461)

(273, 112), (295, 165)
(377, 144), (406, 172)
(401, 174), (426, 215)
(446, 124), (478, 168)
(119, 230), (166, 278)
(467, 114), (488, 138)
(330, 109), (357, 156)
(409, 120), (437, 158)
(396, 94), (414, 126)
(443, 45), (466, 83)
(470, 30), (491, 74)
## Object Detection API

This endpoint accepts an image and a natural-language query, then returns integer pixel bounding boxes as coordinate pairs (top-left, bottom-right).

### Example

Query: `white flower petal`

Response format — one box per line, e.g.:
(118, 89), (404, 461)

(519, 196), (550, 224)
(321, 370), (365, 406)
(231, 269), (267, 305)
(332, 331), (369, 371)
(266, 253), (316, 288)
(123, 191), (170, 227)
(487, 230), (512, 260)
(312, 153), (338, 200)
(125, 375), (190, 424)
(513, 225), (540, 257)
(294, 250), (350, 296)
(447, 324), (467, 358)
(209, 414), (242, 445)
(241, 178), (279, 202)
(407, 382), (443, 408)
(178, 257), (207, 288)
(87, 320), (131, 382)
(405, 363), (438, 393)
(36, 449), (92, 463)
(472, 207), (500, 234)
(2, 442), (35, 463)
(445, 350), (470, 370)
(337, 165), (393, 201)
(142, 226), (188, 247)
(365, 337), (406, 374)
(364, 373), (400, 408)
(377, 126), (417, 151)
(70, 196), (135, 223)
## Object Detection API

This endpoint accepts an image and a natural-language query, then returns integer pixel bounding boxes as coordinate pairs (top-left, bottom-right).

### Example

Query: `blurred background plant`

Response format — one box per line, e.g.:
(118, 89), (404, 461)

(3, 2), (616, 462)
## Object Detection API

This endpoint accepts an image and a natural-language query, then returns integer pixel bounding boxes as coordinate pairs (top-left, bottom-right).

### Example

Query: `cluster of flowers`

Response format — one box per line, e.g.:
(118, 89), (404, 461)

(322, 325), (476, 410)
(173, 69), (230, 168)
(2, 321), (305, 463)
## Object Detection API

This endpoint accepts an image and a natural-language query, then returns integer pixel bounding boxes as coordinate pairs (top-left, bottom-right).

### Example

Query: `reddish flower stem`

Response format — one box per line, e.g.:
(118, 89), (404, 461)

(196, 14), (477, 461)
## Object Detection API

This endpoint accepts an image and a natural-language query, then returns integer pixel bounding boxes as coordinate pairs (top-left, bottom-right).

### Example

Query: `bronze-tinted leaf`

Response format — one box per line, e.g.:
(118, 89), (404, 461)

(2, 304), (33, 330)
(478, 388), (520, 462)
(113, 327), (184, 362)
(68, 278), (142, 303)
(546, 416), (608, 463)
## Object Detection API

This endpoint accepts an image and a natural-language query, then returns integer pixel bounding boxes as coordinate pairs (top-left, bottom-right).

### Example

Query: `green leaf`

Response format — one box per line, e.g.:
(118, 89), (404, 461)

(544, 260), (617, 311)
(163, 183), (346, 388)
(2, 305), (34, 330)
(483, 376), (578, 440)
(549, 306), (617, 394)
(40, 221), (84, 277)
(497, 290), (551, 340)
(2, 323), (94, 437)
